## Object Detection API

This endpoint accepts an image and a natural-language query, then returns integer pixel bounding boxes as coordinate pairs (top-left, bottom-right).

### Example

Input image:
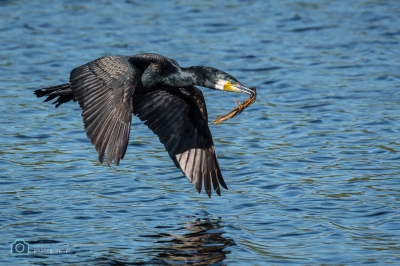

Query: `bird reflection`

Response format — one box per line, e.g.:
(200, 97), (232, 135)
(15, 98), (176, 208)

(148, 217), (235, 265)
(91, 215), (235, 265)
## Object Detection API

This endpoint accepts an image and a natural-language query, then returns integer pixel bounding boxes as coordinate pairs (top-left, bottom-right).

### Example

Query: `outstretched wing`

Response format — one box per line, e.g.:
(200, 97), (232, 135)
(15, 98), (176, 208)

(132, 86), (227, 197)
(69, 55), (140, 166)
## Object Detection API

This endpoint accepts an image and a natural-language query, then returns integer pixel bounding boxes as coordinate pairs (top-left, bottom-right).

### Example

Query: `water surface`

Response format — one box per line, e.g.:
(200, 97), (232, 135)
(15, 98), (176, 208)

(1, 0), (400, 264)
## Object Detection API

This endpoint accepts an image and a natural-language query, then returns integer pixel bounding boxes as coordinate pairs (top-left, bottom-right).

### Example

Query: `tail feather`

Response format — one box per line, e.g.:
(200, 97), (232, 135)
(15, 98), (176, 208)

(34, 83), (75, 108)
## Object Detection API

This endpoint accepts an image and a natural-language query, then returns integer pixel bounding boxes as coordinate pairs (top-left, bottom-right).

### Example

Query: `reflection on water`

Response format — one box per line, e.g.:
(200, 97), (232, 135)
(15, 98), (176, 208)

(149, 217), (234, 265)
(92, 214), (234, 265)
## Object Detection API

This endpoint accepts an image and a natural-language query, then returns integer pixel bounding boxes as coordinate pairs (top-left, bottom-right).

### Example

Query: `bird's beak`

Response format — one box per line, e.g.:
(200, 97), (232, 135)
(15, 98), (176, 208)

(224, 82), (253, 95)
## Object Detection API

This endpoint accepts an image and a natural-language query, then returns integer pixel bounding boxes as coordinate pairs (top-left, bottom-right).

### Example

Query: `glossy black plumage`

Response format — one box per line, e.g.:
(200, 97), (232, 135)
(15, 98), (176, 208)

(70, 56), (138, 166)
(34, 53), (248, 197)
(132, 87), (227, 196)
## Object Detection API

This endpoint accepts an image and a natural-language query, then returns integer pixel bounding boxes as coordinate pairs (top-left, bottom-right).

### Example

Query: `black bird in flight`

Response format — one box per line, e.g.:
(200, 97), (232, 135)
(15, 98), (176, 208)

(34, 53), (253, 197)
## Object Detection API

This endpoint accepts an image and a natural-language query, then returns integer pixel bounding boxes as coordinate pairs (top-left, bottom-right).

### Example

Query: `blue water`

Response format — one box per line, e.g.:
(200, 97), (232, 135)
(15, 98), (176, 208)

(1, 0), (400, 264)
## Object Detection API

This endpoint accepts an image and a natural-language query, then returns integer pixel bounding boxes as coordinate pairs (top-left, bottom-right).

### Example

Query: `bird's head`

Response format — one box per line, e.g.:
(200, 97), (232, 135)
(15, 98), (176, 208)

(212, 71), (253, 95)
(180, 66), (252, 95)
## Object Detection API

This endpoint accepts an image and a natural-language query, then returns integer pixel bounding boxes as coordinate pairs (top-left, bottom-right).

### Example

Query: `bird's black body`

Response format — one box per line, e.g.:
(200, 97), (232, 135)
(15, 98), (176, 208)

(34, 53), (252, 197)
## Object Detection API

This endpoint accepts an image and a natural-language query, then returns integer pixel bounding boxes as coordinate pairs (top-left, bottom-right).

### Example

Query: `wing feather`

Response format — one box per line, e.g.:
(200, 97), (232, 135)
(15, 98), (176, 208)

(69, 55), (139, 166)
(132, 86), (227, 197)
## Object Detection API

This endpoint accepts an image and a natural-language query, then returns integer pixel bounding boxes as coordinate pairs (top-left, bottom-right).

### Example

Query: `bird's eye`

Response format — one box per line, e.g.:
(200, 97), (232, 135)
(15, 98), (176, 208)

(229, 79), (235, 84)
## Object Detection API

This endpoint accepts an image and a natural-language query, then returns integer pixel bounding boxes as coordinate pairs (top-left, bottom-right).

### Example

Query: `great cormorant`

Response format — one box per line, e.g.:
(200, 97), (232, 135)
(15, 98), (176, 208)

(34, 53), (254, 197)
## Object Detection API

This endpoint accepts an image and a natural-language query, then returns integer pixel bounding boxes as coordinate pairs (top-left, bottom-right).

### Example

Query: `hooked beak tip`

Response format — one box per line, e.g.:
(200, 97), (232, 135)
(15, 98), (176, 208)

(236, 84), (254, 95)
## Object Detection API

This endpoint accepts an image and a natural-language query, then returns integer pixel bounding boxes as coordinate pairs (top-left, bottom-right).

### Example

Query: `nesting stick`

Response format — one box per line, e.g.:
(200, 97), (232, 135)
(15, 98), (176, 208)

(213, 86), (257, 125)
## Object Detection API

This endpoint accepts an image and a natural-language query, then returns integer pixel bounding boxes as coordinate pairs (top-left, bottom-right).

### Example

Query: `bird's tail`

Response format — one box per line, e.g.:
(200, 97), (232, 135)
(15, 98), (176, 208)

(34, 83), (75, 108)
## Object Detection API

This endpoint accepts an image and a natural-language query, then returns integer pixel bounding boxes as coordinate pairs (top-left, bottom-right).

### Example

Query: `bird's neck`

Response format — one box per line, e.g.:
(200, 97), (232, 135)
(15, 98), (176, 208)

(179, 66), (216, 88)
